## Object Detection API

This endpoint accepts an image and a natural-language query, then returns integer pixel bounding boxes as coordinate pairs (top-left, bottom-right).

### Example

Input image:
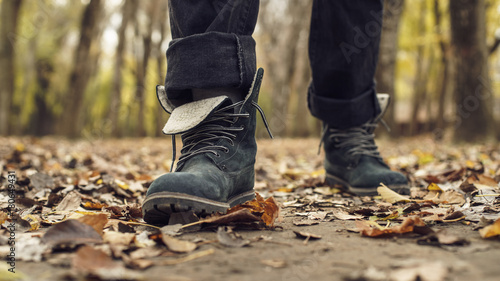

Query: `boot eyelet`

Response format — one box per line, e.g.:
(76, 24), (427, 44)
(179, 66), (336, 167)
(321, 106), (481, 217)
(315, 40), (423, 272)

(240, 125), (245, 130)
(224, 148), (230, 153)
(215, 153), (220, 157)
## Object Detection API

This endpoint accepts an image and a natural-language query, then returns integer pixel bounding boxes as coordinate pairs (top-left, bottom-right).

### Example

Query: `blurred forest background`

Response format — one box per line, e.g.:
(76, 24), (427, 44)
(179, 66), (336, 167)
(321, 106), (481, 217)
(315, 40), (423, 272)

(1, 0), (500, 142)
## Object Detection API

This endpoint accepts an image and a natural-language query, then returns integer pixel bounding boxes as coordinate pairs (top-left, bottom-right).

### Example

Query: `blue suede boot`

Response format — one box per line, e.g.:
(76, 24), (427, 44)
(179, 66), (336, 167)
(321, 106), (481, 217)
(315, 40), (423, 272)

(323, 94), (409, 196)
(142, 68), (271, 225)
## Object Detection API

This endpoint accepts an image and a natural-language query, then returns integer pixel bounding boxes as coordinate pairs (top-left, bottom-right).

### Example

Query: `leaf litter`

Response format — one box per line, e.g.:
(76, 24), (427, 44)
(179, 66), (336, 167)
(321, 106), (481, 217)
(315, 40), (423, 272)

(0, 137), (499, 280)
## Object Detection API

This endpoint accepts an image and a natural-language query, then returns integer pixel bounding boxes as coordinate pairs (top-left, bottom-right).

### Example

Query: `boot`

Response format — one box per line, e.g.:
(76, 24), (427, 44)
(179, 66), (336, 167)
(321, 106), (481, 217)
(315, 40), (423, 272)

(323, 94), (409, 196)
(142, 68), (271, 224)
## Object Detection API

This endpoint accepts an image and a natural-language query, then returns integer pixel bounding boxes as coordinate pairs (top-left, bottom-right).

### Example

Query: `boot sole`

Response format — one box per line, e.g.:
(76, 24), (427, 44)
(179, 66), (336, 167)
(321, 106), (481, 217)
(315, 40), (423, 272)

(142, 190), (256, 225)
(325, 173), (409, 196)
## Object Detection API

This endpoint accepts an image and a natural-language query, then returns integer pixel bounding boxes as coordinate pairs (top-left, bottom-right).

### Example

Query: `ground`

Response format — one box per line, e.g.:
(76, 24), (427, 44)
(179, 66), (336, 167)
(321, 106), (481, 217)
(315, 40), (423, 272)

(1, 136), (499, 281)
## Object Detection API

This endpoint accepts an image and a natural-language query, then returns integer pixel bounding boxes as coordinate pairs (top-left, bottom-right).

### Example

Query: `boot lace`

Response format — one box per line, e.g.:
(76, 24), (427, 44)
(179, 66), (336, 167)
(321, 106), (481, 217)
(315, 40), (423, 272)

(319, 118), (389, 160)
(169, 100), (272, 172)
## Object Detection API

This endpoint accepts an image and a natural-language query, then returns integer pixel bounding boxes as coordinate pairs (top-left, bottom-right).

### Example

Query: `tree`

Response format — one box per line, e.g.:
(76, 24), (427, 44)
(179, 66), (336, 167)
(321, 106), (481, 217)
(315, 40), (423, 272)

(375, 0), (405, 136)
(59, 0), (102, 138)
(109, 0), (138, 137)
(449, 0), (495, 142)
(0, 0), (23, 135)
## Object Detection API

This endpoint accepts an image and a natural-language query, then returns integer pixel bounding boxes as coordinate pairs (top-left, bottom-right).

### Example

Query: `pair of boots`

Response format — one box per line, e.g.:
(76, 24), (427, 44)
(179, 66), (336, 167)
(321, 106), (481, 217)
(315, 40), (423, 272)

(142, 69), (408, 225)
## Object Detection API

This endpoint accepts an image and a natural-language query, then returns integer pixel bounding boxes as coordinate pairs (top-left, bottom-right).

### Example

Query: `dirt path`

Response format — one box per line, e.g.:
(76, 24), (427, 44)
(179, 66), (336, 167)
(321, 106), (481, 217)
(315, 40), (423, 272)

(1, 136), (500, 281)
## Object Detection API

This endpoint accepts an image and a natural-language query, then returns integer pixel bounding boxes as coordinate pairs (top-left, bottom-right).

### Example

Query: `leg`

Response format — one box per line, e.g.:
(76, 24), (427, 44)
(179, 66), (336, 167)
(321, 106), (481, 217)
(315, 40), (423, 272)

(166, 0), (259, 103)
(309, 0), (408, 195)
(143, 0), (270, 225)
(308, 0), (382, 129)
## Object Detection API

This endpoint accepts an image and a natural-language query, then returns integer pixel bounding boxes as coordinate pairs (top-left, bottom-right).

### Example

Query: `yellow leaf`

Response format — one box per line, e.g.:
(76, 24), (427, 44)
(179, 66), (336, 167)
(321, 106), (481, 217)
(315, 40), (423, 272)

(377, 183), (411, 204)
(22, 214), (41, 232)
(479, 218), (500, 239)
(427, 183), (443, 192)
(115, 179), (129, 190)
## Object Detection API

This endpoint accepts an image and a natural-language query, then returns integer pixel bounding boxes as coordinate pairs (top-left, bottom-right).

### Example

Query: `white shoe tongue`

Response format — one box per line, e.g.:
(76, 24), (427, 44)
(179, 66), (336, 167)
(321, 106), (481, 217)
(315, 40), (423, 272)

(162, 96), (229, 135)
(376, 93), (390, 118)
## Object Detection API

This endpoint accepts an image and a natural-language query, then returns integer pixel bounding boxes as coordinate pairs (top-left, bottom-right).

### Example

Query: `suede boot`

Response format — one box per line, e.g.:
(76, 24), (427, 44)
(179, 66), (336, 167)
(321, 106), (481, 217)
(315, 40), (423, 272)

(143, 68), (271, 224)
(323, 94), (409, 196)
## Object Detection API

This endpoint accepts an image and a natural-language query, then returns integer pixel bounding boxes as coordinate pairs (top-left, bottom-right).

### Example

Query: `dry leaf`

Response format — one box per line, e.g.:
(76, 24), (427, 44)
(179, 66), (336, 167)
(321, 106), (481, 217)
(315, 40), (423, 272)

(42, 219), (103, 246)
(216, 226), (251, 247)
(103, 231), (136, 246)
(293, 231), (322, 242)
(182, 209), (262, 228)
(331, 209), (364, 220)
(417, 230), (469, 246)
(479, 218), (500, 238)
(55, 191), (82, 212)
(378, 184), (411, 204)
(162, 235), (197, 253)
(227, 193), (280, 226)
(292, 219), (320, 226)
(357, 217), (428, 237)
(261, 259), (287, 268)
(77, 213), (108, 236)
(72, 245), (120, 272)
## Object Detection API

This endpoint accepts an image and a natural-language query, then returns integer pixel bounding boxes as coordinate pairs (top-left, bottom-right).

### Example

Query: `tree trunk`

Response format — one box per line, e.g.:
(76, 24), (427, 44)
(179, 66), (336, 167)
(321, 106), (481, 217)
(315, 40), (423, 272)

(0, 0), (23, 135)
(155, 1), (169, 137)
(374, 0), (405, 137)
(60, 0), (101, 138)
(408, 0), (427, 136)
(109, 0), (138, 137)
(450, 0), (494, 142)
(135, 0), (159, 137)
(433, 0), (450, 140)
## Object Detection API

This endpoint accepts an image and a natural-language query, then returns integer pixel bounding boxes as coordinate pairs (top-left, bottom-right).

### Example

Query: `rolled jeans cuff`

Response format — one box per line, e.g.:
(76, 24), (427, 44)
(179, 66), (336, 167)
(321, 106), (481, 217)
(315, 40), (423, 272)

(165, 32), (256, 100)
(307, 85), (381, 130)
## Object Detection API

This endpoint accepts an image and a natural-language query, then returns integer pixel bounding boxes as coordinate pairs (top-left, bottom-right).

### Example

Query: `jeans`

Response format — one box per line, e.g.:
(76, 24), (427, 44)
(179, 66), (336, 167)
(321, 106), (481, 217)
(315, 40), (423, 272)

(166, 0), (382, 129)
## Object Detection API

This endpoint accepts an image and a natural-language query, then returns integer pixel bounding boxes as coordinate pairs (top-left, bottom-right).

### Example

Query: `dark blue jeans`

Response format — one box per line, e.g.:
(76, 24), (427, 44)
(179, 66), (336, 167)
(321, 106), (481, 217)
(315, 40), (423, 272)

(166, 0), (382, 129)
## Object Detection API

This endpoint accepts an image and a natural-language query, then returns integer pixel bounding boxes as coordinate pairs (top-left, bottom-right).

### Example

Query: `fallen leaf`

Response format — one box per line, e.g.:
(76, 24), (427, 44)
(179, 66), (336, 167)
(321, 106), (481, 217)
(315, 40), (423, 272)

(293, 231), (322, 244)
(29, 172), (55, 190)
(378, 184), (411, 204)
(103, 231), (136, 246)
(331, 209), (363, 220)
(162, 235), (197, 253)
(261, 259), (287, 268)
(417, 230), (469, 246)
(72, 245), (120, 272)
(479, 218), (500, 239)
(55, 191), (82, 212)
(389, 260), (448, 281)
(42, 219), (103, 246)
(216, 226), (251, 247)
(227, 193), (279, 226)
(77, 213), (108, 236)
(182, 209), (262, 228)
(356, 217), (428, 237)
(292, 219), (320, 226)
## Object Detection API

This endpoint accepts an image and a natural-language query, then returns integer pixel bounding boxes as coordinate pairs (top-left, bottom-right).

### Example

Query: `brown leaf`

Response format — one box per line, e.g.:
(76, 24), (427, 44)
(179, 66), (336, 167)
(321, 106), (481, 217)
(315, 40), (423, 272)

(216, 226), (251, 247)
(72, 246), (120, 272)
(162, 235), (197, 253)
(417, 230), (469, 246)
(182, 208), (262, 228)
(356, 217), (427, 237)
(55, 191), (82, 212)
(293, 231), (322, 244)
(479, 218), (500, 239)
(77, 213), (108, 236)
(227, 193), (279, 226)
(331, 209), (363, 220)
(42, 219), (103, 246)
(103, 231), (136, 246)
